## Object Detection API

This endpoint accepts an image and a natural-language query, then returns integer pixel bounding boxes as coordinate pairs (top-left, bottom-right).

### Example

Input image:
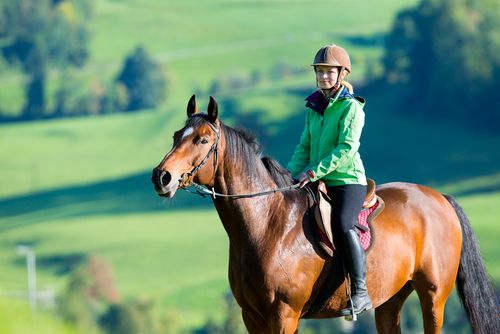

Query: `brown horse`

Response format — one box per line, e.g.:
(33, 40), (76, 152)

(152, 95), (498, 334)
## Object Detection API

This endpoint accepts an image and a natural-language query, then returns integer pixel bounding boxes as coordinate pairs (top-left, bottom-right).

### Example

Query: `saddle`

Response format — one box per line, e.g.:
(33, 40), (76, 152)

(309, 179), (385, 257)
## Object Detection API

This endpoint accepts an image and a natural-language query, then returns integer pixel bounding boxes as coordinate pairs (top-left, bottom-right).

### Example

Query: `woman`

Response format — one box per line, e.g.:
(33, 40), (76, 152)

(286, 44), (371, 317)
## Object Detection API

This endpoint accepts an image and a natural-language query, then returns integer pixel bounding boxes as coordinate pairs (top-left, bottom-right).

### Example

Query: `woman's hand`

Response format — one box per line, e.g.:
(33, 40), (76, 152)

(298, 172), (310, 188)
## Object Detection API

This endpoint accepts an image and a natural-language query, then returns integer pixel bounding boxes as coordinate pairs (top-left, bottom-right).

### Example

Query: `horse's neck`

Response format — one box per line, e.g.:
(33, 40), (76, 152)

(213, 158), (281, 247)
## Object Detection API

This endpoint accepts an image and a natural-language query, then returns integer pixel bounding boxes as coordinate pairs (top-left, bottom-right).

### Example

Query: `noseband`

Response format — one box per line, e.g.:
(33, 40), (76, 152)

(179, 121), (220, 188)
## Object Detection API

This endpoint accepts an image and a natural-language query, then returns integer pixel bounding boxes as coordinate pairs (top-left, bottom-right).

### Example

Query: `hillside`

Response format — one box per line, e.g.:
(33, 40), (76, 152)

(1, 0), (417, 116)
(1, 89), (499, 330)
(1, 0), (498, 332)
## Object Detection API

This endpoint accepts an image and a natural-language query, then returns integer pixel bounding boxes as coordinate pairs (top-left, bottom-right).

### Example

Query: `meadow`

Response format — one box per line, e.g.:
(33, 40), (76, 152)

(0, 298), (81, 334)
(1, 0), (499, 332)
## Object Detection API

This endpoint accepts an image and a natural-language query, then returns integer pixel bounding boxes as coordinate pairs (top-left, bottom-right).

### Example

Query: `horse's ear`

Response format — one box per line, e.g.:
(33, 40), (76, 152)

(207, 96), (218, 123)
(187, 94), (198, 118)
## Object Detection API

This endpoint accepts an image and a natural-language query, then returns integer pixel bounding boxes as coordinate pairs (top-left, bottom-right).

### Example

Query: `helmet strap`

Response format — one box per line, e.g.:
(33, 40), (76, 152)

(334, 66), (345, 90)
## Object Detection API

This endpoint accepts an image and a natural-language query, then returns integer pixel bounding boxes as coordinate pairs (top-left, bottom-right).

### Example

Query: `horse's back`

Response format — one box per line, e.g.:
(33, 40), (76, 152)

(376, 181), (461, 232)
(365, 182), (462, 307)
(375, 181), (462, 252)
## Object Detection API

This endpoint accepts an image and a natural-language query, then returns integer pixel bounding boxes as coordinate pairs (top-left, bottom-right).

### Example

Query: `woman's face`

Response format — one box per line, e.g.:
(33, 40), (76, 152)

(315, 65), (339, 90)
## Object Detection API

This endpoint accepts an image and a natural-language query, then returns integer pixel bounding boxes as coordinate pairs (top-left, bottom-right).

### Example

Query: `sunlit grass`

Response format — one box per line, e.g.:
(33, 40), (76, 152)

(0, 209), (228, 329)
(2, 0), (496, 332)
(1, 0), (419, 116)
(458, 191), (500, 281)
(0, 298), (81, 334)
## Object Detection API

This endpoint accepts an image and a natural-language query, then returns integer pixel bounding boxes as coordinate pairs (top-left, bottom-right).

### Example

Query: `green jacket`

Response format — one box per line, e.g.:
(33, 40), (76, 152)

(286, 86), (367, 186)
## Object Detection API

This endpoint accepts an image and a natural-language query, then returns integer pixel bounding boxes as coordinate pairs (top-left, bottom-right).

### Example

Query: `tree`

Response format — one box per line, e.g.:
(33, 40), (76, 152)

(99, 303), (144, 334)
(115, 46), (167, 111)
(58, 263), (100, 333)
(59, 255), (120, 333)
(195, 291), (246, 334)
(0, 0), (91, 119)
(382, 0), (500, 130)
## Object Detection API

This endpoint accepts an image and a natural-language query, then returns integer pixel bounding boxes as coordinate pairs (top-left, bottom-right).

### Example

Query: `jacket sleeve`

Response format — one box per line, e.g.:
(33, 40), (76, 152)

(286, 111), (311, 178)
(308, 100), (365, 181)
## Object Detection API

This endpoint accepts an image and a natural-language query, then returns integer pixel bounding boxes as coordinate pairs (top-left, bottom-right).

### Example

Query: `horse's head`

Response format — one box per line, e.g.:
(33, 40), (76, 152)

(152, 95), (220, 198)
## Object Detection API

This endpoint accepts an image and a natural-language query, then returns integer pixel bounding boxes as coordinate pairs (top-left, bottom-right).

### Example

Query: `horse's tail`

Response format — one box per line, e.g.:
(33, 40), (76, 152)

(444, 194), (499, 334)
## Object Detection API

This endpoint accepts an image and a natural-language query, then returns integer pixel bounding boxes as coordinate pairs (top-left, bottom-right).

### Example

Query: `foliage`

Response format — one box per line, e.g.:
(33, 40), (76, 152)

(0, 0), (416, 119)
(1, 85), (499, 332)
(99, 297), (182, 334)
(0, 0), (91, 119)
(58, 255), (119, 333)
(99, 300), (154, 334)
(58, 254), (177, 333)
(300, 318), (344, 333)
(0, 2), (168, 119)
(99, 303), (141, 334)
(383, 0), (500, 130)
(194, 291), (246, 334)
(1, 0), (498, 332)
(398, 291), (477, 333)
(115, 46), (167, 111)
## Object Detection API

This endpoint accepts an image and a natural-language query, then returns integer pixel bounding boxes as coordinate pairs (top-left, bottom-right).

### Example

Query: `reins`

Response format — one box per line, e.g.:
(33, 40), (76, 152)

(183, 181), (302, 200)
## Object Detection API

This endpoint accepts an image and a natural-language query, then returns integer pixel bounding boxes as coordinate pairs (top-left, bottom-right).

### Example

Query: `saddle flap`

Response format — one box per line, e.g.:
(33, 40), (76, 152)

(314, 182), (334, 243)
(363, 179), (377, 208)
(310, 179), (385, 258)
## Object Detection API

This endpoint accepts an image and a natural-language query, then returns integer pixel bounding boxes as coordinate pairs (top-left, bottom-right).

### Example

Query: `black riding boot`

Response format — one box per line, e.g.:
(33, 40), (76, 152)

(338, 229), (372, 317)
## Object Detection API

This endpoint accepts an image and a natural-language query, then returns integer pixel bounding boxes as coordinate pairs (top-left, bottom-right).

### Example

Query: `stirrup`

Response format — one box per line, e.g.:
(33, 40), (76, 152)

(344, 297), (358, 321)
(341, 295), (372, 321)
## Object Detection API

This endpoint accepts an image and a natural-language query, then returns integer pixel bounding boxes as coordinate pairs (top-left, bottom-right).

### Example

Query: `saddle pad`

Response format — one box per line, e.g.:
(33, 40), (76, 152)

(315, 197), (384, 257)
(357, 201), (380, 250)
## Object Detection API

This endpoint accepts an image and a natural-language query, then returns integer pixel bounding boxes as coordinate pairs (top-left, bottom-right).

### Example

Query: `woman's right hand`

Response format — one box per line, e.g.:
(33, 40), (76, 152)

(298, 172), (310, 188)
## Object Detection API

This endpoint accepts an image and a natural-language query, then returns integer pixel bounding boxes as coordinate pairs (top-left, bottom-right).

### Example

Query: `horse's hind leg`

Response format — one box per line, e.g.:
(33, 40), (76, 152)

(413, 289), (449, 333)
(412, 273), (454, 334)
(375, 283), (414, 334)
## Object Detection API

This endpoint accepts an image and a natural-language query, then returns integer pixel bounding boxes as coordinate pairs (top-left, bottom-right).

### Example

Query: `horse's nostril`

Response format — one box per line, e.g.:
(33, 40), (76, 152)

(160, 171), (172, 187)
(152, 168), (172, 188)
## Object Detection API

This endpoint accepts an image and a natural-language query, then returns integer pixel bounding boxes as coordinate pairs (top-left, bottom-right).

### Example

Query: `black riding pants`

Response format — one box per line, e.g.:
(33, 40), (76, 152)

(326, 184), (367, 235)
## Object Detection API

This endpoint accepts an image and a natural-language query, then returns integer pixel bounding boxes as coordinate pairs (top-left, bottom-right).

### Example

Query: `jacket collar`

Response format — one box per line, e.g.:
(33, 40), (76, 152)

(305, 86), (352, 115)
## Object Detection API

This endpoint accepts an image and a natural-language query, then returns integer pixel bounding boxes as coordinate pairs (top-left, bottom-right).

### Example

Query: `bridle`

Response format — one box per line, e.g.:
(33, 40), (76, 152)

(178, 121), (220, 189)
(177, 120), (301, 199)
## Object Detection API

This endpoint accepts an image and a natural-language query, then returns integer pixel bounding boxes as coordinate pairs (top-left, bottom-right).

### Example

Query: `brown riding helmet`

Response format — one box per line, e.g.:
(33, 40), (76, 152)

(311, 44), (351, 73)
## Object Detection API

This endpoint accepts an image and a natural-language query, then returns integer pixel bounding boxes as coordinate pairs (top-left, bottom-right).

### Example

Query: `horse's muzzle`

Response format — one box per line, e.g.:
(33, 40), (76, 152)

(152, 168), (176, 197)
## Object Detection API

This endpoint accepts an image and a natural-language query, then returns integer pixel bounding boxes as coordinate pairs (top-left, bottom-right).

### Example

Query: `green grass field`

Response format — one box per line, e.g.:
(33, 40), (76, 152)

(0, 298), (82, 334)
(1, 0), (499, 332)
(0, 209), (228, 328)
(1, 87), (499, 331)
(1, 98), (499, 330)
(1, 0), (418, 115)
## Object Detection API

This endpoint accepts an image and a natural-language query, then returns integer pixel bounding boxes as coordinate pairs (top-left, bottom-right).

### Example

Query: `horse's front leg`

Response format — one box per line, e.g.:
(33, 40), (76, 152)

(241, 304), (301, 334)
(241, 309), (264, 334)
(272, 304), (301, 334)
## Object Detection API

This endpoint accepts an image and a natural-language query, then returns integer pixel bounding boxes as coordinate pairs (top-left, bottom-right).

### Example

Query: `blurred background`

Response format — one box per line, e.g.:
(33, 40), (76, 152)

(0, 0), (498, 333)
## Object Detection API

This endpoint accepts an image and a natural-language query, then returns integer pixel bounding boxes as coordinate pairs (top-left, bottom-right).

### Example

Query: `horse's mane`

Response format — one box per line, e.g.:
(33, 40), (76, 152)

(261, 157), (295, 188)
(221, 122), (295, 188)
(185, 115), (294, 188)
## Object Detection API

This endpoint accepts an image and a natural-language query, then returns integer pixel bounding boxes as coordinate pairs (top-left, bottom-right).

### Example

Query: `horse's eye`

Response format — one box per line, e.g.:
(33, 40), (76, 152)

(200, 138), (209, 145)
